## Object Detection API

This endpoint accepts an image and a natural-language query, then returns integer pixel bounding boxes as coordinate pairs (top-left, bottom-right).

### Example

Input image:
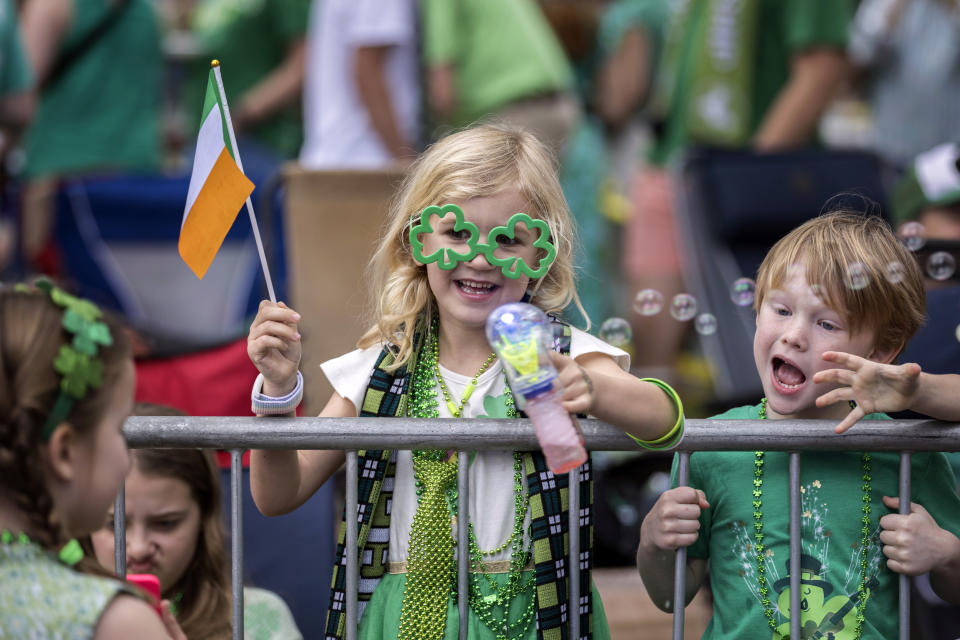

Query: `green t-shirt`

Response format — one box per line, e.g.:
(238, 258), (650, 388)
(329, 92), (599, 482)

(0, 537), (133, 637)
(421, 0), (572, 129)
(670, 403), (960, 640)
(649, 0), (853, 165)
(187, 0), (309, 159)
(0, 0), (31, 97)
(23, 0), (162, 178)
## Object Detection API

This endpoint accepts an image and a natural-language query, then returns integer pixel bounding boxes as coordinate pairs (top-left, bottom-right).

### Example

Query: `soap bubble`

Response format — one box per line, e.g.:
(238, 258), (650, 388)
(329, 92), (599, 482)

(844, 262), (870, 290)
(884, 261), (906, 284)
(694, 313), (717, 335)
(598, 317), (632, 348)
(925, 251), (956, 281)
(956, 323), (960, 344)
(730, 278), (756, 307)
(670, 294), (698, 321)
(632, 289), (664, 316)
(897, 221), (927, 252)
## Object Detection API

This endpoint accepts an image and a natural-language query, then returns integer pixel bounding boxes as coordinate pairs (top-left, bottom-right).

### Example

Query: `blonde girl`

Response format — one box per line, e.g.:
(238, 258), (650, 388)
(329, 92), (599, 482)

(247, 124), (684, 639)
(0, 284), (182, 639)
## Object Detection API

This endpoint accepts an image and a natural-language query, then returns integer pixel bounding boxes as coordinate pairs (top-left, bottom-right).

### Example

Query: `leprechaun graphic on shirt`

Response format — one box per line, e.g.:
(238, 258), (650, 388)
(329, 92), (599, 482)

(729, 478), (884, 640)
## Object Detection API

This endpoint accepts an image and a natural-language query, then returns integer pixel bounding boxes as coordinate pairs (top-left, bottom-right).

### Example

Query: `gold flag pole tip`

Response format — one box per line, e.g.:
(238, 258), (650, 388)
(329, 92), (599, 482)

(210, 59), (220, 68)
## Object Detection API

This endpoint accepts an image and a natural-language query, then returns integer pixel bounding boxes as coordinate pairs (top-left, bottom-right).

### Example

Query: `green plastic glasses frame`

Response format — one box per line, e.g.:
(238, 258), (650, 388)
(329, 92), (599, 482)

(409, 204), (557, 279)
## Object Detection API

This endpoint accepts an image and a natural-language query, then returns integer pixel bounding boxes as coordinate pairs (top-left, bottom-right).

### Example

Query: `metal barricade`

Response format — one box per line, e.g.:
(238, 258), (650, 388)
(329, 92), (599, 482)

(119, 416), (960, 640)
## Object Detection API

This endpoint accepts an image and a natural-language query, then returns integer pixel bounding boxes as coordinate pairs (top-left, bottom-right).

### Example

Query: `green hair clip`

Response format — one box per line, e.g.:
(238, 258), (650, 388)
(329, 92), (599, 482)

(26, 279), (114, 440)
(409, 204), (557, 279)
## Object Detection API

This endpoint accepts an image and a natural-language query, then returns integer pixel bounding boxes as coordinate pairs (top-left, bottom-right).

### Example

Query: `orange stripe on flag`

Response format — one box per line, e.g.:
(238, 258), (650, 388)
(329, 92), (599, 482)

(178, 148), (254, 279)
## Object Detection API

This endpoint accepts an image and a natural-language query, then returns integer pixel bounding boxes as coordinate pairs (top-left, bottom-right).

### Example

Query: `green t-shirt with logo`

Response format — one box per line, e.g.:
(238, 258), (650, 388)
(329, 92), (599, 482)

(670, 403), (960, 640)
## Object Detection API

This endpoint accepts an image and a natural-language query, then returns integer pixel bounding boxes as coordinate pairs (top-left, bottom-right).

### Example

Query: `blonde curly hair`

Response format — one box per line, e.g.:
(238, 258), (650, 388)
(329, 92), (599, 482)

(357, 123), (587, 370)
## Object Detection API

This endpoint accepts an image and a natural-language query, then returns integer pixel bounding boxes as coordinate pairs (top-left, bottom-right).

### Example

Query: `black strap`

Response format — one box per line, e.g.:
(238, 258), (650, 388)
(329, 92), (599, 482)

(42, 0), (132, 91)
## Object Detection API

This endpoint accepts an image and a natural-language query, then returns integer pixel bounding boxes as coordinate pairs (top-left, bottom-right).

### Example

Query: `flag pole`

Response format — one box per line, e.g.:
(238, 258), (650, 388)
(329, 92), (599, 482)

(210, 60), (277, 303)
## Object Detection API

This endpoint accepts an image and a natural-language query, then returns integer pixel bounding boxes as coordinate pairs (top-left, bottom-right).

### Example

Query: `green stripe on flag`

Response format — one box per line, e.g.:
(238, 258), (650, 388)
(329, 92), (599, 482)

(201, 69), (235, 160)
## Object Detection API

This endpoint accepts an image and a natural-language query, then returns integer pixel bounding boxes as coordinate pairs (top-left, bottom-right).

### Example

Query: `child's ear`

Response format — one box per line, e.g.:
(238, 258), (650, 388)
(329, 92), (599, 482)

(46, 422), (79, 482)
(868, 341), (902, 365)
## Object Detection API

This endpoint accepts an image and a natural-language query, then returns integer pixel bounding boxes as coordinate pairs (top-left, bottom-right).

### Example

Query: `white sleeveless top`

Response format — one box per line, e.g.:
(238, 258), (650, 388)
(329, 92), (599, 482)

(320, 328), (628, 564)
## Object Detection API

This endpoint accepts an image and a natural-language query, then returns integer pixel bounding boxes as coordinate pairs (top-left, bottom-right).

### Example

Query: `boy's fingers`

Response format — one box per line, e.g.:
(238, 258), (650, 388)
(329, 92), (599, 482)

(820, 351), (861, 368)
(833, 406), (865, 434)
(812, 368), (856, 386)
(882, 495), (919, 513)
(816, 387), (849, 408)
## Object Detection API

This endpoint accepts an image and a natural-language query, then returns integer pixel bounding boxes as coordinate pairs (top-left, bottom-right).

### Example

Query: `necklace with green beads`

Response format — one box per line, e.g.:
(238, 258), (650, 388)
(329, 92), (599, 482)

(405, 320), (535, 640)
(755, 398), (872, 638)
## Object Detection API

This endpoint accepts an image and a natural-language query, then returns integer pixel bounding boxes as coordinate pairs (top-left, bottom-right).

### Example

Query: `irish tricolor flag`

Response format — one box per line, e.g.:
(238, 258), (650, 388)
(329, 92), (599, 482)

(179, 68), (255, 279)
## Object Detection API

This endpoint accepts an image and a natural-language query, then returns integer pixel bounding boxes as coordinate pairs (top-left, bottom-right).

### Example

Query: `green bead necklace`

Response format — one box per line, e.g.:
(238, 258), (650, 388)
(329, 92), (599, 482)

(756, 398), (872, 638)
(404, 320), (536, 640)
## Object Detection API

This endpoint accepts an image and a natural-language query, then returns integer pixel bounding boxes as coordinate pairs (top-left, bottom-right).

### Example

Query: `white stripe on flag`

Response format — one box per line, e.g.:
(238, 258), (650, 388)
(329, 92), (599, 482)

(181, 103), (228, 229)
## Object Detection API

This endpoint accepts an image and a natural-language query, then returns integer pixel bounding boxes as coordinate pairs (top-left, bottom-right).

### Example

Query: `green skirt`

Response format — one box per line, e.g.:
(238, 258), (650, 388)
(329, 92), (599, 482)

(358, 571), (611, 639)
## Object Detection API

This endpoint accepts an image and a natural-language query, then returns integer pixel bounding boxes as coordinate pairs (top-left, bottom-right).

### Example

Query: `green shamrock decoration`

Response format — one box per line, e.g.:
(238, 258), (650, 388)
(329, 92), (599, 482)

(53, 345), (104, 399)
(62, 309), (113, 356)
(486, 213), (556, 279)
(410, 205), (557, 279)
(409, 204), (480, 270)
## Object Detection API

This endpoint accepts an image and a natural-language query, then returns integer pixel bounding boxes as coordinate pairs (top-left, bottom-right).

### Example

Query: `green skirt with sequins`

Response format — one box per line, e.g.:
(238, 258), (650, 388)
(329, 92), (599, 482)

(358, 571), (611, 639)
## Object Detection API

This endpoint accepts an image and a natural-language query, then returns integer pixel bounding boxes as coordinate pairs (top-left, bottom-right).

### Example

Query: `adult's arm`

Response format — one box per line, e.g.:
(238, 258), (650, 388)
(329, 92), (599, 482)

(354, 44), (414, 161)
(752, 48), (849, 151)
(19, 0), (73, 87)
(232, 39), (306, 134)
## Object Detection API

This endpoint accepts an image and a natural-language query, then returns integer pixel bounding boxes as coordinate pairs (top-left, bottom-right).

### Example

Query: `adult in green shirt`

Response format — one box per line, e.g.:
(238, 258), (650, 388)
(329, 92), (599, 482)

(183, 0), (309, 163)
(0, 0), (33, 272)
(19, 0), (163, 272)
(421, 0), (578, 157)
(624, 0), (853, 383)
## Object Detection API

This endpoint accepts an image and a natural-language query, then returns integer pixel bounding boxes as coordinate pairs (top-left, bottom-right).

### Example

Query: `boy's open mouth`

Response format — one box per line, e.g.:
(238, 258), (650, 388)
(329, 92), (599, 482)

(773, 357), (806, 389)
(457, 279), (497, 295)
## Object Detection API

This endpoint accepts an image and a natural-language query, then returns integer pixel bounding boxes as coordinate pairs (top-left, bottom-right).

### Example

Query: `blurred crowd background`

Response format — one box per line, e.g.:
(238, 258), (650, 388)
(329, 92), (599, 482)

(0, 0), (959, 637)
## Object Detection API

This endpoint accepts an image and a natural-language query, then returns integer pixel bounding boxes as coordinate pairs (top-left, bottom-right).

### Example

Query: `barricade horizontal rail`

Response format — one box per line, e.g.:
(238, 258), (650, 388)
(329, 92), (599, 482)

(117, 417), (960, 640)
(123, 416), (960, 451)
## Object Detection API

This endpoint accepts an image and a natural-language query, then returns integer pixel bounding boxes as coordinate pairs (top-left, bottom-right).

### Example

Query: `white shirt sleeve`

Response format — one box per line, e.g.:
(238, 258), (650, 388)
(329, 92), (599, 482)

(349, 0), (415, 46)
(319, 345), (384, 414)
(569, 327), (630, 372)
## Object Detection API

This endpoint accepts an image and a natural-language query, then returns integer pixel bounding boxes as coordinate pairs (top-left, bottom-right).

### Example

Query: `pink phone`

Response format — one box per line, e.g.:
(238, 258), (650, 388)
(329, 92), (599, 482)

(126, 573), (162, 616)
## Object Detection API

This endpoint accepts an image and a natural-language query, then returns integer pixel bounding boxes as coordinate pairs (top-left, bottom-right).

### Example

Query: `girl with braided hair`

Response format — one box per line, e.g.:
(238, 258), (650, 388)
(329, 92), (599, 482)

(247, 123), (685, 639)
(0, 284), (184, 639)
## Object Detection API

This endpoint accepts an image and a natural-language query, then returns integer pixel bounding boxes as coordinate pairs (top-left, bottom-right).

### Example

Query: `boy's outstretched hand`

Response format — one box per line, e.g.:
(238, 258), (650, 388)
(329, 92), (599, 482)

(639, 487), (710, 551)
(247, 300), (302, 395)
(813, 351), (921, 434)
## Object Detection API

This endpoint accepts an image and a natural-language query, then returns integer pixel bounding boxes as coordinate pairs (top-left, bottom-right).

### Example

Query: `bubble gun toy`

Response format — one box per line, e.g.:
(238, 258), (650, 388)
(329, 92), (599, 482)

(486, 302), (586, 473)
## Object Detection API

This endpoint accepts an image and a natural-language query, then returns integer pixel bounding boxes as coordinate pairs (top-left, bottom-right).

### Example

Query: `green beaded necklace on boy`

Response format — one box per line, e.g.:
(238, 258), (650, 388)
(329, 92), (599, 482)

(401, 317), (535, 640)
(755, 398), (872, 639)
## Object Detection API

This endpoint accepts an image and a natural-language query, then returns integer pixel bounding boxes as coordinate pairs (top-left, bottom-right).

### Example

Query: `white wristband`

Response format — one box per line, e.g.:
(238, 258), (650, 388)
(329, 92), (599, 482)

(251, 372), (304, 415)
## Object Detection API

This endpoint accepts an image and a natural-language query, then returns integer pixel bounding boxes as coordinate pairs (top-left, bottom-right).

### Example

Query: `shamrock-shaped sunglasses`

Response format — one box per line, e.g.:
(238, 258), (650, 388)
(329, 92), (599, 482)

(409, 204), (557, 279)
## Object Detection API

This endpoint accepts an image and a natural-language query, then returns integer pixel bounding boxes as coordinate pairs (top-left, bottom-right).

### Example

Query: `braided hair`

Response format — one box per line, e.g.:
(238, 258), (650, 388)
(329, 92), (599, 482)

(0, 288), (131, 550)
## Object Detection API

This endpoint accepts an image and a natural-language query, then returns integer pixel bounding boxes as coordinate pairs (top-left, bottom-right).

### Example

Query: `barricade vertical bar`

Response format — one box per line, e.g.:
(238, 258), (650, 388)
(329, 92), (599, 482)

(899, 453), (912, 640)
(568, 467), (580, 640)
(231, 449), (243, 640)
(346, 451), (359, 640)
(789, 453), (801, 640)
(114, 486), (126, 577)
(673, 452), (690, 640)
(458, 451), (469, 640)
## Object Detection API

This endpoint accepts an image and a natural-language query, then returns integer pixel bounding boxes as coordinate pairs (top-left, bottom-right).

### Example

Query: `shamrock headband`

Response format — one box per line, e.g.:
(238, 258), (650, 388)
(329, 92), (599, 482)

(14, 279), (114, 440)
(408, 204), (557, 279)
